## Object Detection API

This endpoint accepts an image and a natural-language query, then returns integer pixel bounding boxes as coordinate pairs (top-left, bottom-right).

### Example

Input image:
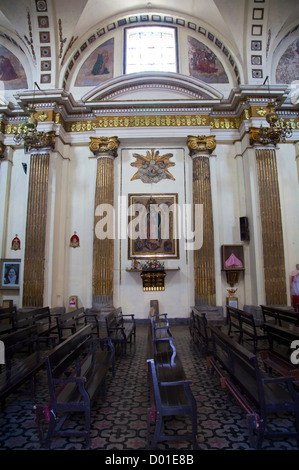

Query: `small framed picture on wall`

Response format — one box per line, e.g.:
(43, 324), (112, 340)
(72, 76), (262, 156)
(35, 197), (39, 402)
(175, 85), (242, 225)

(0, 259), (21, 289)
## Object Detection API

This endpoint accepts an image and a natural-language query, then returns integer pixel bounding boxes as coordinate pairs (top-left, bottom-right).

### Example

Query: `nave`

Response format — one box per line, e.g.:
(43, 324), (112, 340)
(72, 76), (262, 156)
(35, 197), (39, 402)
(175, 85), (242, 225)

(0, 323), (297, 451)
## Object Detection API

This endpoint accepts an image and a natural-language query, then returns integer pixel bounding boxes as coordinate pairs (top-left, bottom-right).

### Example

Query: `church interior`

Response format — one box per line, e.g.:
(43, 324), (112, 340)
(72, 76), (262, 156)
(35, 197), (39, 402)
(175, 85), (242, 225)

(0, 0), (299, 452)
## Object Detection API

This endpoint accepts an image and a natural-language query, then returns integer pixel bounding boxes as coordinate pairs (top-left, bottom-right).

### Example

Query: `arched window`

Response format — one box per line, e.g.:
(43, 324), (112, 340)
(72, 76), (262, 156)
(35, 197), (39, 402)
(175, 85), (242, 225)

(124, 25), (178, 74)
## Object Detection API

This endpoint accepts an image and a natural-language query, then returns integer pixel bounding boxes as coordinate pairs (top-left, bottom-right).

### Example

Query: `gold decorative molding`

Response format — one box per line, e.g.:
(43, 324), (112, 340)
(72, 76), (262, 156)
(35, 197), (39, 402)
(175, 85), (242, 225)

(187, 135), (216, 155)
(3, 113), (298, 135)
(89, 136), (120, 157)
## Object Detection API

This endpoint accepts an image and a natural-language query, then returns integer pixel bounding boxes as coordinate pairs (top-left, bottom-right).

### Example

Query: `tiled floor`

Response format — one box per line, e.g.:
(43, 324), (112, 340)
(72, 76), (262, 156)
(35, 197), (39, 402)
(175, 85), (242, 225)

(0, 324), (298, 451)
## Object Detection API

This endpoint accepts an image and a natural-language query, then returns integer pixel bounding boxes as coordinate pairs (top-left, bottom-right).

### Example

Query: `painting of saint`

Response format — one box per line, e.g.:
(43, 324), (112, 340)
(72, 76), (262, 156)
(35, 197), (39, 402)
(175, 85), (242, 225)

(128, 194), (179, 260)
(91, 50), (110, 75)
(0, 45), (27, 89)
(75, 39), (114, 86)
(276, 39), (299, 84)
(0, 56), (17, 80)
(188, 36), (229, 83)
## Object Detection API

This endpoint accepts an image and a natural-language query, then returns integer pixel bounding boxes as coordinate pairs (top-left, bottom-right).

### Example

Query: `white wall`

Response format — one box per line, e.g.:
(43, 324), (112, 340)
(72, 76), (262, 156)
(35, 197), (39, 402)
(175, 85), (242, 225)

(113, 143), (194, 320)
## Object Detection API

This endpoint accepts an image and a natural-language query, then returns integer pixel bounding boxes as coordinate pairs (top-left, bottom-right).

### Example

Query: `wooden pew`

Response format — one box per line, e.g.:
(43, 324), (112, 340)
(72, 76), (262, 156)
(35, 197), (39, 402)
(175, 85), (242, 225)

(39, 324), (115, 449)
(104, 307), (136, 356)
(189, 308), (211, 356)
(261, 305), (299, 328)
(0, 325), (51, 404)
(260, 323), (299, 380)
(146, 318), (198, 449)
(207, 325), (299, 449)
(227, 306), (267, 352)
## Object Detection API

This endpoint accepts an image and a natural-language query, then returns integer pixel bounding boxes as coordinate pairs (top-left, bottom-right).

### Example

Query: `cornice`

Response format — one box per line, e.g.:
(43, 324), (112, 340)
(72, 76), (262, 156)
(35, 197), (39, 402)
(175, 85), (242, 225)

(2, 86), (298, 136)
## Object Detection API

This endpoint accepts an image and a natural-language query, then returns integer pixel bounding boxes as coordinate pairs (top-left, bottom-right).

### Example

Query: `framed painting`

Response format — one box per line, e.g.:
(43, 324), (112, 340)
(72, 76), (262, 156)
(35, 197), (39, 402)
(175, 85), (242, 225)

(128, 193), (179, 260)
(221, 245), (244, 271)
(226, 297), (238, 308)
(0, 259), (21, 289)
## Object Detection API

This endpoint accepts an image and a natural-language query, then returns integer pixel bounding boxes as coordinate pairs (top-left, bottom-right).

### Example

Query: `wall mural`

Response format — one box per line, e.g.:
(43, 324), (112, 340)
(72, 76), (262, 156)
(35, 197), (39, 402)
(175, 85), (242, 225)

(0, 45), (27, 89)
(276, 38), (299, 84)
(75, 38), (114, 86)
(188, 36), (229, 83)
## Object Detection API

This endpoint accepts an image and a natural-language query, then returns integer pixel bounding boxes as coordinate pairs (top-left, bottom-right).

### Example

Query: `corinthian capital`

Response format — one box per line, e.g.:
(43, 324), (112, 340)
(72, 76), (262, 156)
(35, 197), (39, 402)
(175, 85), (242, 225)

(89, 136), (120, 157)
(187, 135), (216, 155)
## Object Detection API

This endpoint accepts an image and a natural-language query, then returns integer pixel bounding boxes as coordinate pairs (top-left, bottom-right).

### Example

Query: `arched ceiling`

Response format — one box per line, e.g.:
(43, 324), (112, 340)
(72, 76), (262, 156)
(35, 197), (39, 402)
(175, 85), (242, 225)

(0, 0), (298, 109)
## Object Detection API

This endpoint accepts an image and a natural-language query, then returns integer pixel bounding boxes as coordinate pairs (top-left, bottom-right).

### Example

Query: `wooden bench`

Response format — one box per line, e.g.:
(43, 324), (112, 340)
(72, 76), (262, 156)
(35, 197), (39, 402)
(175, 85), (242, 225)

(260, 323), (299, 380)
(39, 324), (115, 449)
(56, 307), (99, 342)
(227, 306), (267, 353)
(0, 307), (17, 335)
(261, 305), (299, 328)
(146, 318), (198, 449)
(105, 307), (136, 356)
(0, 325), (50, 404)
(190, 308), (211, 356)
(147, 355), (198, 449)
(150, 313), (172, 339)
(207, 324), (299, 449)
(13, 307), (58, 341)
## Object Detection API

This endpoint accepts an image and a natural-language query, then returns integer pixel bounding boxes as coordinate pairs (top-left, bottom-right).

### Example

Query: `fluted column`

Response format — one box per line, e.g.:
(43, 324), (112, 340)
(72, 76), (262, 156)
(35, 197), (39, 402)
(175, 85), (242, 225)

(255, 146), (287, 304)
(90, 136), (119, 310)
(187, 135), (216, 306)
(22, 134), (55, 307)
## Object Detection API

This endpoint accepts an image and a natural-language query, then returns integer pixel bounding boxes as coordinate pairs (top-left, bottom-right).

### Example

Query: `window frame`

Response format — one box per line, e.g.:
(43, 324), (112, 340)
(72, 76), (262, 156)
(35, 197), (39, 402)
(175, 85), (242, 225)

(124, 25), (179, 75)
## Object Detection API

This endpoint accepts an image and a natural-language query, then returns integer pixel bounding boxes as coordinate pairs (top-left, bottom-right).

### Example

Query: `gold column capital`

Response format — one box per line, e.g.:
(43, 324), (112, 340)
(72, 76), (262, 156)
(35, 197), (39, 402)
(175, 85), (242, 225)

(89, 136), (120, 157)
(187, 135), (216, 156)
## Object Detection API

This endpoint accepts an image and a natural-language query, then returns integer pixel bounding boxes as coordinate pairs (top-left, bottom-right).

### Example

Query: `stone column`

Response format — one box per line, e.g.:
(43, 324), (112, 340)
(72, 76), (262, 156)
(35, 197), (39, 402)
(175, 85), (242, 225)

(89, 136), (119, 311)
(187, 135), (216, 306)
(22, 132), (56, 307)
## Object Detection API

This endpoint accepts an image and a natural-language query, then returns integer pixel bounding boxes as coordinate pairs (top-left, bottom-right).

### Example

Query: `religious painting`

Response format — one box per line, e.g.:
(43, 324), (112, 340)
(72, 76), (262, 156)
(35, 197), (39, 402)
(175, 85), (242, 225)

(74, 38), (114, 86)
(276, 38), (299, 84)
(188, 36), (229, 83)
(128, 194), (179, 260)
(221, 245), (244, 271)
(0, 259), (21, 289)
(0, 45), (28, 89)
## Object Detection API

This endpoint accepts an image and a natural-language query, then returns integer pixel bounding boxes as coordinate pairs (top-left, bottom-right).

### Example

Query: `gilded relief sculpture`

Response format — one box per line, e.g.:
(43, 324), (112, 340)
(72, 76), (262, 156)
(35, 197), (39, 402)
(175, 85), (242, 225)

(130, 149), (175, 183)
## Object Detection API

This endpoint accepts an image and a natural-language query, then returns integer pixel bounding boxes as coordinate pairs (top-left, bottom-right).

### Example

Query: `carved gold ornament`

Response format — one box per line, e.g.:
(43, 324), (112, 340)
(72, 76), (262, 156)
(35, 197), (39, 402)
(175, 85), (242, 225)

(187, 135), (216, 155)
(89, 136), (120, 157)
(130, 149), (175, 183)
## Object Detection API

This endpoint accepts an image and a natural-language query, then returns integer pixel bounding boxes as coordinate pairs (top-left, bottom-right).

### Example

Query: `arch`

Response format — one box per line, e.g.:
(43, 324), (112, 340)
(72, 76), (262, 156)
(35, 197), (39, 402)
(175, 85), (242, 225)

(81, 72), (223, 104)
(60, 10), (241, 91)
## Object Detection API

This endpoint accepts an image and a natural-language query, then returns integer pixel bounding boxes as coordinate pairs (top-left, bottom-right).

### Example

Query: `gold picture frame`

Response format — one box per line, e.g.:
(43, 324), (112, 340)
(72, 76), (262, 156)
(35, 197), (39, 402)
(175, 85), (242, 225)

(128, 193), (179, 260)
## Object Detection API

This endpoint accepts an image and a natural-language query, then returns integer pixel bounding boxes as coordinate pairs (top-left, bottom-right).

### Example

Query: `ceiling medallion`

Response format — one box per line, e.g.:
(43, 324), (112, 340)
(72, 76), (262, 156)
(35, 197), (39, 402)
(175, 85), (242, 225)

(130, 149), (175, 183)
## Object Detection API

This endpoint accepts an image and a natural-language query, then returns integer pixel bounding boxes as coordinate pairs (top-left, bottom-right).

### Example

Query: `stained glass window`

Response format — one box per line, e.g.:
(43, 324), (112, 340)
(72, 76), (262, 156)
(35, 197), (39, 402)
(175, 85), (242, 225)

(125, 26), (177, 74)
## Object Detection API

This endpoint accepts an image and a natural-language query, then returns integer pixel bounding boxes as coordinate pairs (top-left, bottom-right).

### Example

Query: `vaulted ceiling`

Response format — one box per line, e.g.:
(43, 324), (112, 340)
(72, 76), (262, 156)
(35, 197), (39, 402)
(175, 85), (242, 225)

(0, 0), (298, 114)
